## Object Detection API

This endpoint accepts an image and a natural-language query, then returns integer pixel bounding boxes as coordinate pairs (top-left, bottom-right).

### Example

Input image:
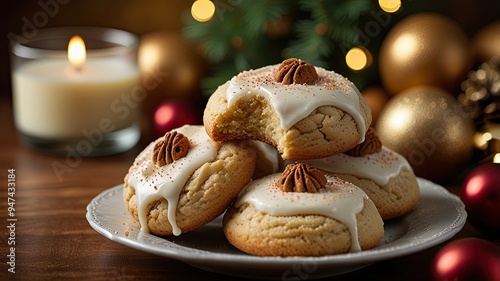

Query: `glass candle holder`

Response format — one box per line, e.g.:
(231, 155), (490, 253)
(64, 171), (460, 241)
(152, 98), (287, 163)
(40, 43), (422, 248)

(10, 27), (141, 156)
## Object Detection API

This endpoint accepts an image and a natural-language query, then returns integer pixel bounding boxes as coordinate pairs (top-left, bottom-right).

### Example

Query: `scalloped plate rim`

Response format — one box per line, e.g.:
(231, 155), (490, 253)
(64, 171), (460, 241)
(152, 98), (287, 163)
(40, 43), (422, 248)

(86, 177), (466, 277)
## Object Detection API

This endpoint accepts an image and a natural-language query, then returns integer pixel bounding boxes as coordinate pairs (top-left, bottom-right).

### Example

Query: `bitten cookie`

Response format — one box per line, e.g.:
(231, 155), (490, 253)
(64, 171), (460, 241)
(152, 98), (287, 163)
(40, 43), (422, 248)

(223, 164), (384, 256)
(204, 58), (372, 160)
(123, 125), (256, 236)
(295, 128), (420, 220)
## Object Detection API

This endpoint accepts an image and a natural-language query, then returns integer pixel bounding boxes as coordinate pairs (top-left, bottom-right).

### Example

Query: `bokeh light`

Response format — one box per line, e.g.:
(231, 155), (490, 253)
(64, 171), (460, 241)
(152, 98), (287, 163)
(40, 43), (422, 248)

(494, 153), (500, 163)
(191, 0), (215, 22)
(346, 47), (372, 71)
(379, 0), (401, 13)
(473, 131), (492, 149)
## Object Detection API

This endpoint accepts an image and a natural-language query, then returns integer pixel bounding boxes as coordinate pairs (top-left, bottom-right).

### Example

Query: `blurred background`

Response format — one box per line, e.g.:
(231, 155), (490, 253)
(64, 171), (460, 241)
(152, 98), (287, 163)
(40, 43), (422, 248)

(2, 0), (500, 183)
(1, 0), (192, 100)
(2, 0), (499, 99)
(1, 0), (499, 94)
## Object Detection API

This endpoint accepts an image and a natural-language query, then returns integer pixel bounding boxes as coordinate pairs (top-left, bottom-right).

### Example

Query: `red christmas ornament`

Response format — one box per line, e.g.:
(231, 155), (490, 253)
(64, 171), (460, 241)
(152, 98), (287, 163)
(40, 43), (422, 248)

(152, 100), (199, 138)
(431, 238), (500, 281)
(461, 163), (500, 237)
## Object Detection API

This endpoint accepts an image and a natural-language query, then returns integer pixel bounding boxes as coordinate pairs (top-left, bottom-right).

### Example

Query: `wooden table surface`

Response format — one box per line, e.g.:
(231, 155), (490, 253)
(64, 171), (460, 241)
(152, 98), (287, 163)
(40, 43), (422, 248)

(0, 97), (493, 281)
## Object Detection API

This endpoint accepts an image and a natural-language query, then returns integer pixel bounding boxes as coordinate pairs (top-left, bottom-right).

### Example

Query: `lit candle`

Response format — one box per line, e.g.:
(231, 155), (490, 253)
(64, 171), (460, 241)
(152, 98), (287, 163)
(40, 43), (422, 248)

(11, 27), (140, 155)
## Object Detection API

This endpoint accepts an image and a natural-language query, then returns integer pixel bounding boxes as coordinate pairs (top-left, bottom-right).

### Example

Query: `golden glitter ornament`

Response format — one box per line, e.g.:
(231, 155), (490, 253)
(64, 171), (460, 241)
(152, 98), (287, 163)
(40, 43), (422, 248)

(379, 13), (473, 95)
(472, 20), (500, 62)
(138, 32), (208, 113)
(376, 86), (475, 182)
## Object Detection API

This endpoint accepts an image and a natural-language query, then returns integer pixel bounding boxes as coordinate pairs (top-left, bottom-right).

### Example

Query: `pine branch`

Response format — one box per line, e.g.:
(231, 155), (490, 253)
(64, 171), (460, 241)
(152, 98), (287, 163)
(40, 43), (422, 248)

(182, 0), (373, 94)
(288, 0), (371, 65)
(200, 61), (239, 95)
(287, 20), (332, 66)
(241, 0), (293, 37)
(183, 8), (247, 63)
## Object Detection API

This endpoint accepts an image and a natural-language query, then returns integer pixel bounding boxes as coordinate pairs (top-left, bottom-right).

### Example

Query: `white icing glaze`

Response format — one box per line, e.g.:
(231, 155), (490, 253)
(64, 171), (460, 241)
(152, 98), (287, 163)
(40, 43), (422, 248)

(294, 146), (412, 186)
(226, 64), (366, 142)
(234, 174), (368, 252)
(127, 125), (219, 236)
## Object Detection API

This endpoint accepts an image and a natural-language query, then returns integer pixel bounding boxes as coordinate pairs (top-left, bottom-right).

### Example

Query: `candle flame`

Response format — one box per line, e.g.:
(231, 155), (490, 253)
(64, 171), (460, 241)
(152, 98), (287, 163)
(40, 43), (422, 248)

(68, 35), (86, 70)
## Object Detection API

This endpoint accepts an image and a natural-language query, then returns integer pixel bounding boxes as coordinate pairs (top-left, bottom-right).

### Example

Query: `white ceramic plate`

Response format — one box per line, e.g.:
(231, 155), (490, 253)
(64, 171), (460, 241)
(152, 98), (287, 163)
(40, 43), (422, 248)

(86, 178), (466, 280)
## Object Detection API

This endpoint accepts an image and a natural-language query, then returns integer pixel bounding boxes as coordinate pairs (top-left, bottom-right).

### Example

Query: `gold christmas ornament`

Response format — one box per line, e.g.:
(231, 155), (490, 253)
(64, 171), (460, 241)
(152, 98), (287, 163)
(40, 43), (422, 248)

(472, 20), (500, 62)
(138, 32), (208, 112)
(376, 86), (475, 182)
(379, 13), (473, 95)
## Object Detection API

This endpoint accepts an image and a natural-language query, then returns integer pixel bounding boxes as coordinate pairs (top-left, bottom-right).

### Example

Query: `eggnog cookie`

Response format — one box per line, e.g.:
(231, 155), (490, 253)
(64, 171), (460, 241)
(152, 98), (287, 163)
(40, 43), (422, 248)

(295, 128), (419, 219)
(223, 164), (384, 256)
(203, 58), (372, 160)
(123, 125), (256, 236)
